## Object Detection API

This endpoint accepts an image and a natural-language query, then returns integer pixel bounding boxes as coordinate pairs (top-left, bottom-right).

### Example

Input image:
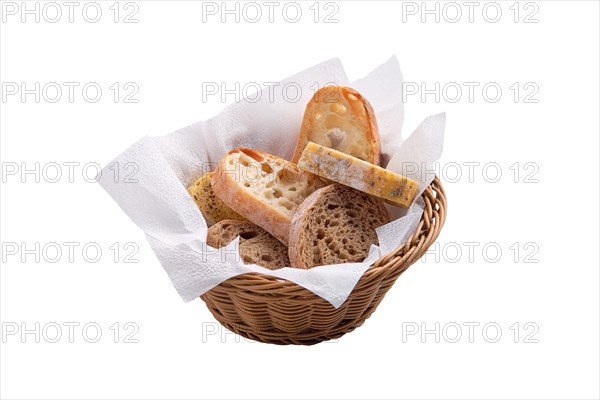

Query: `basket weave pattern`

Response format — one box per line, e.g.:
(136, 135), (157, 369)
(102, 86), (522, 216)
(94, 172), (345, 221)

(200, 177), (447, 345)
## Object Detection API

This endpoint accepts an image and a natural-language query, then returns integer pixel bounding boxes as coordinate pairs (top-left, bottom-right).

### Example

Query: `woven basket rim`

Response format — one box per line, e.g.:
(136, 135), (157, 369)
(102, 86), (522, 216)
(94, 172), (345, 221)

(208, 176), (447, 297)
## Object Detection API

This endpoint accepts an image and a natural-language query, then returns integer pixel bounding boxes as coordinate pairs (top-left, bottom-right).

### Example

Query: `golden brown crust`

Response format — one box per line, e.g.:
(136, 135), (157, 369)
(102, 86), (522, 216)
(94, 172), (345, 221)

(360, 90), (380, 164)
(291, 86), (380, 166)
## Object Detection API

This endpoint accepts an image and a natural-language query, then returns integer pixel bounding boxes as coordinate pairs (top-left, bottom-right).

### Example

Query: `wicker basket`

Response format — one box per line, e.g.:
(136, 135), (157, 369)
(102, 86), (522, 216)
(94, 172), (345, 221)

(200, 177), (447, 345)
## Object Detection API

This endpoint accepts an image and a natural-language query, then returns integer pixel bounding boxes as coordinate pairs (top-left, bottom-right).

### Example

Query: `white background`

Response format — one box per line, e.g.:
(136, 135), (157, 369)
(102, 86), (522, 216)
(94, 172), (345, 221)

(1, 1), (599, 399)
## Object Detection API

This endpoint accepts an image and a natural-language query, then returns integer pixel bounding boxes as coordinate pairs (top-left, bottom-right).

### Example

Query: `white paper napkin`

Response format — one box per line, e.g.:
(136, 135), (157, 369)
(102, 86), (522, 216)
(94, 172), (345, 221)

(98, 56), (445, 308)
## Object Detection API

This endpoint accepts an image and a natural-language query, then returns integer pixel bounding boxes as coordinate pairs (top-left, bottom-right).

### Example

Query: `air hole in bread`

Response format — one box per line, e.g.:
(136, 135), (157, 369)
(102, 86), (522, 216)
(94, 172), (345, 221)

(275, 169), (285, 181)
(273, 189), (282, 198)
(316, 229), (325, 239)
(239, 231), (258, 240)
(327, 204), (339, 210)
(228, 159), (234, 165)
(329, 221), (339, 228)
(326, 128), (346, 149)
(288, 187), (297, 192)
(346, 210), (358, 218)
(244, 182), (250, 187)
(278, 199), (294, 210)
(276, 167), (301, 185)
(261, 163), (273, 174)
(261, 255), (273, 262)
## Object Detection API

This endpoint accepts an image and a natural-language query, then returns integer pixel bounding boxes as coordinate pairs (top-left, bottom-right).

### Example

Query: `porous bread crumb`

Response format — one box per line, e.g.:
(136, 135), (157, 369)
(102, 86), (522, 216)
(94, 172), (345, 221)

(207, 219), (289, 270)
(289, 184), (391, 269)
(187, 172), (246, 226)
(217, 149), (324, 219)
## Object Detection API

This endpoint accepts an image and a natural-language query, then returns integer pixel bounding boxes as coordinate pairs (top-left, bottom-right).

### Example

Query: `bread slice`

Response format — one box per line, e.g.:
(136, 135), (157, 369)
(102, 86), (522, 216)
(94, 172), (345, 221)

(207, 219), (289, 270)
(298, 142), (419, 208)
(187, 172), (246, 226)
(288, 184), (391, 269)
(291, 86), (380, 165)
(211, 148), (325, 244)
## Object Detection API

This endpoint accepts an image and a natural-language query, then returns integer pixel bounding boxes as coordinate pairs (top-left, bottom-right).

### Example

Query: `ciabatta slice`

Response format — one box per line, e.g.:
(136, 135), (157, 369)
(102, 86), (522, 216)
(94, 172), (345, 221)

(288, 184), (391, 269)
(291, 86), (380, 165)
(212, 148), (325, 244)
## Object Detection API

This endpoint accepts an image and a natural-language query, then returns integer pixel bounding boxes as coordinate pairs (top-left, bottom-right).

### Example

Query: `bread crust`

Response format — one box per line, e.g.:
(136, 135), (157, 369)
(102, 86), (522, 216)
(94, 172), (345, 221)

(291, 86), (380, 165)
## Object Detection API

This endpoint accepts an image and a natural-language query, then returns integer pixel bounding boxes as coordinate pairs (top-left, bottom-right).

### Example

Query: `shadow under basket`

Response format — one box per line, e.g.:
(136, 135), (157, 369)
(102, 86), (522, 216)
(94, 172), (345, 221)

(200, 177), (447, 345)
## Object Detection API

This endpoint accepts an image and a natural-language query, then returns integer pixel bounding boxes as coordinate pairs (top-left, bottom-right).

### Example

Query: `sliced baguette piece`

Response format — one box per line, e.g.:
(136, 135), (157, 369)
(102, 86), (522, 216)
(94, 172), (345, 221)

(289, 184), (391, 269)
(291, 86), (380, 165)
(212, 148), (325, 245)
(207, 219), (289, 270)
(187, 172), (246, 227)
(298, 142), (419, 208)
